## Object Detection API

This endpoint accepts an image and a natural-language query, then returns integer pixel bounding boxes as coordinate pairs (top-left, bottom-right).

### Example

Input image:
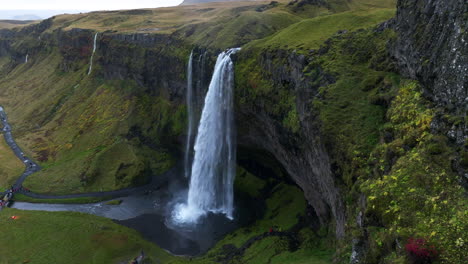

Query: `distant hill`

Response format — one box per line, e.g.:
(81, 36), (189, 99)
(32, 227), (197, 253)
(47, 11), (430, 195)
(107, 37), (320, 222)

(0, 20), (36, 29)
(12, 14), (42, 21)
(0, 10), (88, 20)
(181, 0), (258, 5)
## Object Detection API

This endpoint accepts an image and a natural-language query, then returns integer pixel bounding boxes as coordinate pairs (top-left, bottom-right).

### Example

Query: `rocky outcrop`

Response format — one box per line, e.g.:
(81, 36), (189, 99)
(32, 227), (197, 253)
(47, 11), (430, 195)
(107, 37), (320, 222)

(391, 0), (467, 145)
(57, 28), (96, 71)
(236, 50), (345, 238)
(0, 18), (53, 66)
(97, 33), (188, 100)
(390, 0), (468, 187)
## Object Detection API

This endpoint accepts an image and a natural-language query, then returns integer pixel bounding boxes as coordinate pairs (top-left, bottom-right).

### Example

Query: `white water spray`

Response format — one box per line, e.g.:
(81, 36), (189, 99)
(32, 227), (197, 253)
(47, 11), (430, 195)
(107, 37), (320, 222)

(25, 54), (28, 63)
(173, 48), (240, 224)
(184, 51), (195, 178)
(87, 33), (98, 75)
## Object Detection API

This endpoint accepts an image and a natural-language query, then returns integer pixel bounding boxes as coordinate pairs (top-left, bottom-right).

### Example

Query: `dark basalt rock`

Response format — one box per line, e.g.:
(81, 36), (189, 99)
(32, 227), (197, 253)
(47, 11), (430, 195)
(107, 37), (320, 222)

(57, 28), (96, 71)
(236, 49), (345, 238)
(390, 0), (468, 186)
(390, 0), (467, 144)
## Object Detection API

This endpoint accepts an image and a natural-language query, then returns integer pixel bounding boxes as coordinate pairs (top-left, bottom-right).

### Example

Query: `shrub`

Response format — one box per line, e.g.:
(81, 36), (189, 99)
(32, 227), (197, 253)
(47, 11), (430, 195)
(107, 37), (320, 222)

(405, 237), (438, 264)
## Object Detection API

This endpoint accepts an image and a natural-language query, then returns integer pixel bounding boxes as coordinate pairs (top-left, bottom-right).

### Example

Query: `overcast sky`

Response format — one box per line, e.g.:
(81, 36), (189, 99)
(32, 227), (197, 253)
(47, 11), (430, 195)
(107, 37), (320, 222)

(0, 0), (184, 19)
(1, 0), (184, 10)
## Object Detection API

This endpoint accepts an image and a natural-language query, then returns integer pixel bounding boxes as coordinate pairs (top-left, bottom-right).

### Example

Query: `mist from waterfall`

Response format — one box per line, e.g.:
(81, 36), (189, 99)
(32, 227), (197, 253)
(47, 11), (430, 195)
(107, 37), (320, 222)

(87, 32), (98, 75)
(25, 54), (28, 63)
(174, 48), (240, 224)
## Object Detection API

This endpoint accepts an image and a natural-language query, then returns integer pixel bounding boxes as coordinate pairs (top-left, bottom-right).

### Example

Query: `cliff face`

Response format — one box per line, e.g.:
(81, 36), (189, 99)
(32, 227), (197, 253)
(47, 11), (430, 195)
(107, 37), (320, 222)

(391, 0), (468, 145)
(236, 50), (345, 238)
(0, 22), (193, 194)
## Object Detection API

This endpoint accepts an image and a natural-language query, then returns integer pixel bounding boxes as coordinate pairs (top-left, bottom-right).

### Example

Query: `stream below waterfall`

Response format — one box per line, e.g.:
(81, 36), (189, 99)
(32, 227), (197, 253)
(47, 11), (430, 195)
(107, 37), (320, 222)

(10, 167), (244, 256)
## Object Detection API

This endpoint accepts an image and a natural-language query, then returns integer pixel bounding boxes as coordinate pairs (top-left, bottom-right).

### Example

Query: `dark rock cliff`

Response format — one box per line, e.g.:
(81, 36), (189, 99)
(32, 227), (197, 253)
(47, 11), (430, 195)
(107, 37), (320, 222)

(236, 50), (345, 238)
(391, 0), (467, 144)
(390, 0), (468, 185)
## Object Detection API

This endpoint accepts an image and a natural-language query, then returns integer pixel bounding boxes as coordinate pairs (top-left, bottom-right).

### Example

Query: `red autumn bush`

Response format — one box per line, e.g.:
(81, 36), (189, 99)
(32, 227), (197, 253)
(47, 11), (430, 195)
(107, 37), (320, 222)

(405, 237), (439, 264)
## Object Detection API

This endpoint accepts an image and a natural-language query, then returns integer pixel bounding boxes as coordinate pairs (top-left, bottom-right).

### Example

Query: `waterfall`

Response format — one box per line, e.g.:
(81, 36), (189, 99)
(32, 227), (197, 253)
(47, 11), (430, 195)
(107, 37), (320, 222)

(184, 51), (195, 178)
(87, 33), (98, 75)
(184, 50), (209, 179)
(25, 54), (28, 63)
(174, 48), (240, 223)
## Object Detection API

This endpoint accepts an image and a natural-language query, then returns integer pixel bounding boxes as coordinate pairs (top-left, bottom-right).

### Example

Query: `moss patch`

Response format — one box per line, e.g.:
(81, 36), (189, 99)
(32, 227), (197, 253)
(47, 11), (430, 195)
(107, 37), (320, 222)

(13, 194), (113, 204)
(361, 82), (468, 263)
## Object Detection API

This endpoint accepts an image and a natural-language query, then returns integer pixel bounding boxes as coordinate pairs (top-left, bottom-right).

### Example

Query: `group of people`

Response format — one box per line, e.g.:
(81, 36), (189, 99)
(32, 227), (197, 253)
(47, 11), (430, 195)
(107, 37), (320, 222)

(0, 186), (30, 209)
(0, 190), (13, 209)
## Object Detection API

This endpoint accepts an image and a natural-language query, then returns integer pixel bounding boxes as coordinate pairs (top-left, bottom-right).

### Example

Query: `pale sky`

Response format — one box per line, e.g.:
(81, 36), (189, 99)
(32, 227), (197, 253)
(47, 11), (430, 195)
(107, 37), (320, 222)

(1, 0), (184, 11)
(0, 0), (185, 19)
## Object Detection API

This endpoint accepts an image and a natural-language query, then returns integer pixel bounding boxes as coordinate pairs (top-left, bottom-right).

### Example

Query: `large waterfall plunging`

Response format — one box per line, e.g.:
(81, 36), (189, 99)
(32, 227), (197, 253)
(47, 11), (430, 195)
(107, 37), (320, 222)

(174, 48), (240, 224)
(87, 33), (98, 75)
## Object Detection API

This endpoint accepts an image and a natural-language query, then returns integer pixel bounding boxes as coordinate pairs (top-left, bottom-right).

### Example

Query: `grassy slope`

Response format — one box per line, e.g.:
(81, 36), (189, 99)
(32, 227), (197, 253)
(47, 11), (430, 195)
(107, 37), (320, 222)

(247, 8), (395, 51)
(0, 20), (36, 29)
(0, 136), (24, 190)
(0, 208), (179, 264)
(0, 49), (177, 194)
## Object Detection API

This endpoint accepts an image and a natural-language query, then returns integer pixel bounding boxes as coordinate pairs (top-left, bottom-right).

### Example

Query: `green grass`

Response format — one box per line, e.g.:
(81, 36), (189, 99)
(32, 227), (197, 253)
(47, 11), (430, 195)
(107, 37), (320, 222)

(309, 29), (398, 187)
(205, 183), (307, 251)
(105, 199), (122, 205)
(248, 8), (396, 51)
(0, 136), (24, 190)
(242, 229), (332, 264)
(13, 194), (113, 204)
(182, 9), (302, 48)
(0, 208), (180, 264)
(234, 166), (267, 197)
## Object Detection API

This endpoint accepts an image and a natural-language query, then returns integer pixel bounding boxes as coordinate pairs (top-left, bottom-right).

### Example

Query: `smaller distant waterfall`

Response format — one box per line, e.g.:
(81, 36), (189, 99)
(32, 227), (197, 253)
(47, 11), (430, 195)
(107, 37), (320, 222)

(184, 50), (209, 179)
(184, 51), (195, 178)
(173, 48), (240, 224)
(25, 54), (28, 63)
(87, 33), (98, 75)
